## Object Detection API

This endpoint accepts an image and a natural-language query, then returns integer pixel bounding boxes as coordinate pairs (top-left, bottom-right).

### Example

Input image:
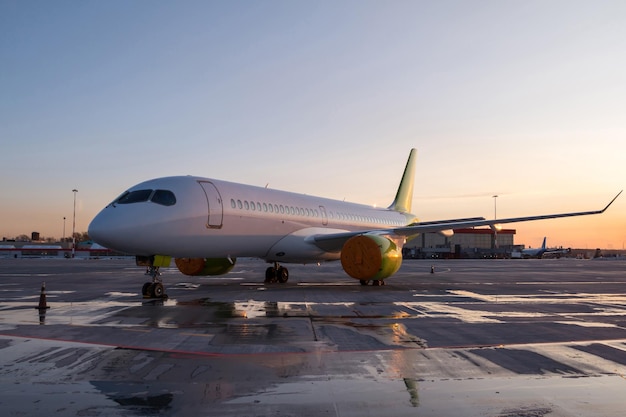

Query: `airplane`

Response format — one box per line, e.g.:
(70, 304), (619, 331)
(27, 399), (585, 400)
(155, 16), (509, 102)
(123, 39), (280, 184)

(522, 237), (549, 258)
(88, 149), (622, 298)
(516, 237), (570, 259)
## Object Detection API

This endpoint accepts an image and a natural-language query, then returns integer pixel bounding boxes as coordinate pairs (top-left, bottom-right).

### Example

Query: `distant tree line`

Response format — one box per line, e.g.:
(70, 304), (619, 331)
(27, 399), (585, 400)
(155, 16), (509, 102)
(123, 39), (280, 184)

(4, 232), (90, 243)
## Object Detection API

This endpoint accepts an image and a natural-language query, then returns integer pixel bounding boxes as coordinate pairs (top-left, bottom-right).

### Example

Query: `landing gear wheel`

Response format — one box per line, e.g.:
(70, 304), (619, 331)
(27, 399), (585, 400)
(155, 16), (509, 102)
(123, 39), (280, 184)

(138, 261), (168, 299)
(359, 280), (369, 286)
(151, 282), (164, 298)
(264, 263), (289, 284)
(142, 282), (152, 296)
(265, 267), (277, 283)
(372, 280), (385, 286)
(276, 267), (289, 283)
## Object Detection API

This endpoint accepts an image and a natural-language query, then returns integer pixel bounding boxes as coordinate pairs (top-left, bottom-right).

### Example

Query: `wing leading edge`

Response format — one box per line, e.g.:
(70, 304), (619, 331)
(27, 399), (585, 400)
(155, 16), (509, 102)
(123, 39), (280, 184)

(312, 191), (622, 252)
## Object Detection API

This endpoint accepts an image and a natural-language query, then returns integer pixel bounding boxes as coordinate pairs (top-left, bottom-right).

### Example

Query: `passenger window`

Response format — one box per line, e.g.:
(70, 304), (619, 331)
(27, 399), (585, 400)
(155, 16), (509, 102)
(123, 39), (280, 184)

(244, 201), (250, 210)
(116, 189), (152, 204)
(263, 203), (268, 212)
(151, 190), (176, 206)
(257, 202), (262, 211)
(237, 200), (243, 209)
(231, 199), (236, 209)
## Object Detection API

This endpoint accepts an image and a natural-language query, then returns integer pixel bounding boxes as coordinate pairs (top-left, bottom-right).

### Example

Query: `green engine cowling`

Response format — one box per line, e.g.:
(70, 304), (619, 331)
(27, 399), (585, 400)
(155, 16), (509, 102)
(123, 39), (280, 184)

(175, 257), (236, 276)
(340, 234), (402, 281)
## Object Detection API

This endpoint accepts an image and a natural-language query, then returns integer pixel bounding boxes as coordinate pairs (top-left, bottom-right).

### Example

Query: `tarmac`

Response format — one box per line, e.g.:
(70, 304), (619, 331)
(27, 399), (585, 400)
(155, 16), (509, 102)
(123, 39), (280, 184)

(1, 257), (626, 416)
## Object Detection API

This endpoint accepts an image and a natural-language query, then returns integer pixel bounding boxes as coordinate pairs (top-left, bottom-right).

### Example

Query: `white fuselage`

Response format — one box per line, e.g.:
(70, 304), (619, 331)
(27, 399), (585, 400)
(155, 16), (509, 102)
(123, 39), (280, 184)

(88, 176), (416, 263)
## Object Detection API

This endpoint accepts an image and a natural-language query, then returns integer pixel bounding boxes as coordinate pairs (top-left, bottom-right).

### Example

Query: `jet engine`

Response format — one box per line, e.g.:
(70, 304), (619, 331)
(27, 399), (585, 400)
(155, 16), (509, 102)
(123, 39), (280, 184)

(175, 257), (236, 276)
(340, 234), (402, 281)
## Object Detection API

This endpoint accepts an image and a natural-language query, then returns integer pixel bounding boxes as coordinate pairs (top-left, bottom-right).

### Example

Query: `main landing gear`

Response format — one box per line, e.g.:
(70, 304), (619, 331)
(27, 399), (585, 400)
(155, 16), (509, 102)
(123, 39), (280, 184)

(360, 279), (386, 286)
(142, 266), (168, 299)
(264, 262), (289, 284)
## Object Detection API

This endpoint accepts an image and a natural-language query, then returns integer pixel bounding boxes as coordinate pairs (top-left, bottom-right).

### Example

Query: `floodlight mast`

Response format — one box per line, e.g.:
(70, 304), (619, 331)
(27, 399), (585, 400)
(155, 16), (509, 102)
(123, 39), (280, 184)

(72, 189), (78, 258)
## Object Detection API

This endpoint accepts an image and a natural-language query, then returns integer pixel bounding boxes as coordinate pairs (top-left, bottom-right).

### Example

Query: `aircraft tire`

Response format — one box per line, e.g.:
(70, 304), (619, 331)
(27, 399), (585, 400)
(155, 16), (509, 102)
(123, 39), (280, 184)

(265, 267), (276, 283)
(359, 280), (368, 286)
(151, 283), (164, 298)
(277, 267), (289, 283)
(142, 282), (152, 296)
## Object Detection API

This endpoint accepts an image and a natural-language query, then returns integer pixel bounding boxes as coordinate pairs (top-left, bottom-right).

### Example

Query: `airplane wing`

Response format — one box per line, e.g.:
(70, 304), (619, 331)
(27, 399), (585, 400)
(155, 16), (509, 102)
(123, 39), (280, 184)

(312, 191), (622, 252)
(310, 217), (486, 252)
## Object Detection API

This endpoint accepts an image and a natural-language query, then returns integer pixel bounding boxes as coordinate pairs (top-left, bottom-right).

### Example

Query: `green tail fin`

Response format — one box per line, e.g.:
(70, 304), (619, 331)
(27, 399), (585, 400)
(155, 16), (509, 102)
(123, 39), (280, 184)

(388, 148), (417, 213)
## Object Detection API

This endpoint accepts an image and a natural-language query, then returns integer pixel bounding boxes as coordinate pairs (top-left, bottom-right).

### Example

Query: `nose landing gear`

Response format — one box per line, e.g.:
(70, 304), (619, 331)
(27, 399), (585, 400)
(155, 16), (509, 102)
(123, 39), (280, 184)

(137, 256), (170, 299)
(142, 266), (168, 299)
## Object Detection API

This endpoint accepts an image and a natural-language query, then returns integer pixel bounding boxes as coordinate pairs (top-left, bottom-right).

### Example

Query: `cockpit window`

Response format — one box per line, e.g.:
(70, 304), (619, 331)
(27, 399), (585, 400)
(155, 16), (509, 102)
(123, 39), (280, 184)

(111, 188), (177, 207)
(116, 189), (153, 204)
(151, 189), (176, 206)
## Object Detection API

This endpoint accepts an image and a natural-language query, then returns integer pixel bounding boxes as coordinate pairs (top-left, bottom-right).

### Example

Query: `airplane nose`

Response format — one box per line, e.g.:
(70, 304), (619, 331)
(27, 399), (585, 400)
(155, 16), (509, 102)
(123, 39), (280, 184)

(88, 204), (162, 255)
(88, 210), (112, 248)
(88, 207), (132, 252)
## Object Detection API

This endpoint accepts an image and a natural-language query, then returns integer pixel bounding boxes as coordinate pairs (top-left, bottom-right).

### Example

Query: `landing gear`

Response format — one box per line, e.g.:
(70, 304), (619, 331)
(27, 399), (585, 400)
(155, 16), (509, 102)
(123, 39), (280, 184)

(142, 265), (168, 299)
(264, 262), (289, 284)
(359, 279), (385, 286)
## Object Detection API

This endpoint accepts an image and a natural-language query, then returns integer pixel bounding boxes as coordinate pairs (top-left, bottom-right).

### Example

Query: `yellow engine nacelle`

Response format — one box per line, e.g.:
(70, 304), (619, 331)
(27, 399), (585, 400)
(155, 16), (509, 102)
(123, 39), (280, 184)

(340, 235), (402, 281)
(175, 257), (236, 276)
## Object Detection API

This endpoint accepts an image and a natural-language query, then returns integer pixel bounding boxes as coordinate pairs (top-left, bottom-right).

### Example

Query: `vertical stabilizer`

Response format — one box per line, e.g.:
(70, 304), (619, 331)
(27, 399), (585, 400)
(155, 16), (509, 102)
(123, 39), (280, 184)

(388, 148), (417, 213)
(541, 237), (547, 249)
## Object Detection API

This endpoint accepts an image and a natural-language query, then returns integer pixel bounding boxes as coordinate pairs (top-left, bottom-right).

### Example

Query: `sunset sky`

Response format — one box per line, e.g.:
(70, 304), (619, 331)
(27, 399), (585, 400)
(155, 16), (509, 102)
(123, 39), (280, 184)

(1, 1), (625, 249)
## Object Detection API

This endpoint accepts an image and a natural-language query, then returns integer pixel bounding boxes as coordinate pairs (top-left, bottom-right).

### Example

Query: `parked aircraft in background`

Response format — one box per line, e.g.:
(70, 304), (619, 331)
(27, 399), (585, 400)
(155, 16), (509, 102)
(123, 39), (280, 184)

(513, 237), (571, 259)
(88, 149), (622, 298)
(522, 237), (548, 258)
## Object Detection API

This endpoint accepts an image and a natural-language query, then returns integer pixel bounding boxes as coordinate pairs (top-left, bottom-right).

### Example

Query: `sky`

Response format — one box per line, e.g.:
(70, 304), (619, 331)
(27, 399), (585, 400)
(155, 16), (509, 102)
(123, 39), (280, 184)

(1, 0), (625, 249)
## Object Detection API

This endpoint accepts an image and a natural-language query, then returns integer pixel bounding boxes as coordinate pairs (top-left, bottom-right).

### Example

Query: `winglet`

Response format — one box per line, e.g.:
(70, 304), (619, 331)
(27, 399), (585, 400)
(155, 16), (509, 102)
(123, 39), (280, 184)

(388, 148), (417, 213)
(601, 190), (623, 212)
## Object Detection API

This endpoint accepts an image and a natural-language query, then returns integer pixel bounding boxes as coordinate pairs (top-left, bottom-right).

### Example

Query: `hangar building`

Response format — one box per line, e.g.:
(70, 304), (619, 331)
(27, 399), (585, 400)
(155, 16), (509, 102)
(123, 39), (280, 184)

(404, 228), (518, 259)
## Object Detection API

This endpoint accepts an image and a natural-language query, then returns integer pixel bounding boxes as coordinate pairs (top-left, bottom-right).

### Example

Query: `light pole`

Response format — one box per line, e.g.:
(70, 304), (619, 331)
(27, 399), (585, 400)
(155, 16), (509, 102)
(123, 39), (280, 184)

(492, 195), (498, 249)
(492, 195), (498, 220)
(72, 189), (78, 258)
(62, 217), (66, 244)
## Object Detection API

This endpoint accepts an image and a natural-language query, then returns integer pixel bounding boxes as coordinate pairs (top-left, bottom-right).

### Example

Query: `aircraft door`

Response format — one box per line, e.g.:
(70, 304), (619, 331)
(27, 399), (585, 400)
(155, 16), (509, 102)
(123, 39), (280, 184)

(198, 181), (223, 229)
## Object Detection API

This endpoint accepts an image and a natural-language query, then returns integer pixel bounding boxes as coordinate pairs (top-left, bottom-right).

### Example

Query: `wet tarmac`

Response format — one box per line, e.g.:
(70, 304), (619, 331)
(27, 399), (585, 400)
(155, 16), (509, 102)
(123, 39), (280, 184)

(1, 257), (626, 416)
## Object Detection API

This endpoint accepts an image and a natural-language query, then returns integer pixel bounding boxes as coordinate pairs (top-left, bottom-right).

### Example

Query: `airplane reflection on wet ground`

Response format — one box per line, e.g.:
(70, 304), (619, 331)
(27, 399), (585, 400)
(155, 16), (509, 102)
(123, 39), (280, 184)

(1, 258), (626, 416)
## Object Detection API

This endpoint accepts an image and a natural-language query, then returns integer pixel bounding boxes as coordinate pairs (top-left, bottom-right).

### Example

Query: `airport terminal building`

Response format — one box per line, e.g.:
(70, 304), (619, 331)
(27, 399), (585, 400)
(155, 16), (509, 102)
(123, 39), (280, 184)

(0, 239), (122, 259)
